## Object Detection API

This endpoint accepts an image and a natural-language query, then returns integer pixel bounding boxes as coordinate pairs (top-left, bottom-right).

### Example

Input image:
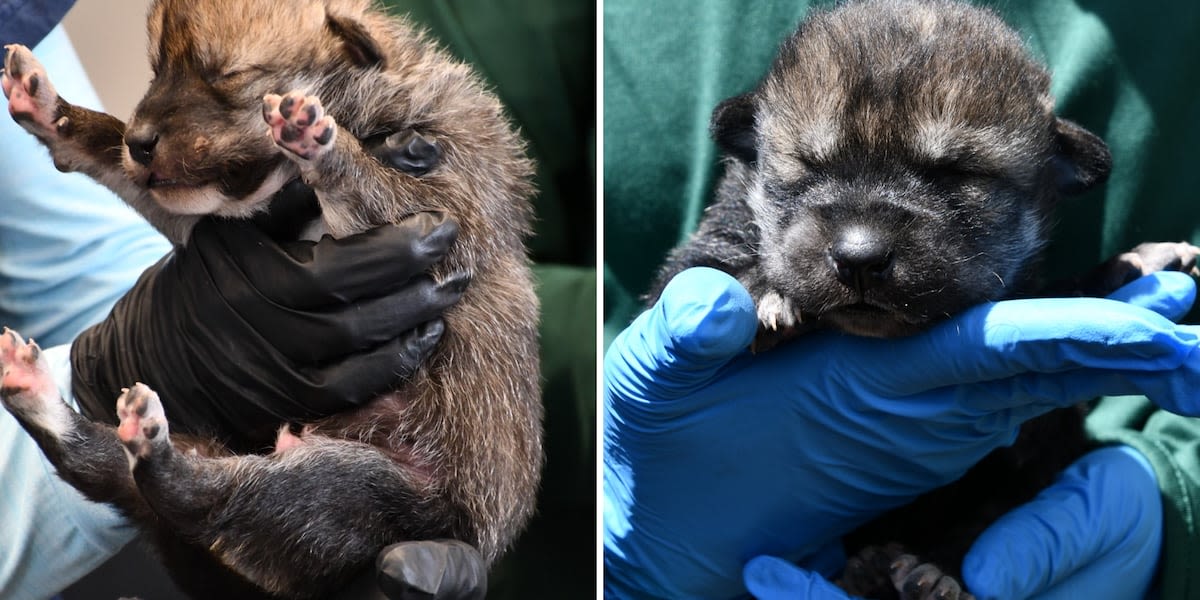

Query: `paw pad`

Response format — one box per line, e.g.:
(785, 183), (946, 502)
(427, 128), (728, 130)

(262, 91), (337, 160)
(116, 383), (169, 459)
(3, 44), (61, 136)
(0, 328), (60, 423)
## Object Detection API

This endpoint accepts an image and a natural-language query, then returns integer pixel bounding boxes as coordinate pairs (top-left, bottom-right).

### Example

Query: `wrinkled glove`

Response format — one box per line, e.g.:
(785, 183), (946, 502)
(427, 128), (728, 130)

(71, 208), (465, 449)
(963, 444), (1161, 599)
(603, 266), (1200, 599)
(742, 445), (1162, 600)
(338, 540), (487, 600)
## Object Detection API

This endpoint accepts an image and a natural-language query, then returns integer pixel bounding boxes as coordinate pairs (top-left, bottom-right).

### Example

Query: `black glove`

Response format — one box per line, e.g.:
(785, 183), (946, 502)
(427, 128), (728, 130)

(336, 540), (487, 600)
(70, 208), (465, 450)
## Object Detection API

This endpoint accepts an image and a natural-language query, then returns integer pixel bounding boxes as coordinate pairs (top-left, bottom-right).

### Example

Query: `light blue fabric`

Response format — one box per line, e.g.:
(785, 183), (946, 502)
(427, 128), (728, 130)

(0, 25), (169, 599)
(0, 345), (135, 600)
(0, 26), (170, 348)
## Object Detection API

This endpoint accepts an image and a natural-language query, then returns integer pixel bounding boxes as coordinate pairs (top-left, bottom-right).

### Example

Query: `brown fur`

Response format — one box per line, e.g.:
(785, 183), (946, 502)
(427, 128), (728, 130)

(1, 0), (541, 596)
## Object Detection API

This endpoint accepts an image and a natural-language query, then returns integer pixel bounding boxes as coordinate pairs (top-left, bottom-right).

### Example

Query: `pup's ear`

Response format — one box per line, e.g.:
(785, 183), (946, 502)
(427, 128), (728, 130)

(325, 12), (386, 68)
(710, 93), (758, 164)
(1051, 117), (1111, 196)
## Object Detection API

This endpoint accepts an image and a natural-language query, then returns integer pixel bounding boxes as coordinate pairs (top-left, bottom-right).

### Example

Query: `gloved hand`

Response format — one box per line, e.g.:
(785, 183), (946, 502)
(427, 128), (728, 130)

(71, 209), (465, 449)
(963, 444), (1161, 599)
(741, 445), (1163, 600)
(603, 266), (1200, 599)
(339, 540), (487, 600)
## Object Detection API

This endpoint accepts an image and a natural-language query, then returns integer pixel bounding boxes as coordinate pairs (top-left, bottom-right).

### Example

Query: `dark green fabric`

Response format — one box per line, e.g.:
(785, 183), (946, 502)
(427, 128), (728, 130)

(382, 2), (597, 598)
(390, 0), (596, 267)
(603, 1), (1200, 596)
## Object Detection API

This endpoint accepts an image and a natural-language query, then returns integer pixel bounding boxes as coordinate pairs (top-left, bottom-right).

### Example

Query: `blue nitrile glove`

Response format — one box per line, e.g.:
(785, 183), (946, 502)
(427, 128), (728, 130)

(741, 445), (1162, 600)
(603, 267), (1200, 599)
(744, 554), (858, 600)
(963, 445), (1161, 600)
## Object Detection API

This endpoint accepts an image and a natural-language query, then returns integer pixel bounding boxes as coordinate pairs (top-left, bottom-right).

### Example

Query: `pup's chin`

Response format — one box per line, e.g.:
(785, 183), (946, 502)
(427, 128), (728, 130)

(820, 304), (928, 339)
(148, 183), (230, 215)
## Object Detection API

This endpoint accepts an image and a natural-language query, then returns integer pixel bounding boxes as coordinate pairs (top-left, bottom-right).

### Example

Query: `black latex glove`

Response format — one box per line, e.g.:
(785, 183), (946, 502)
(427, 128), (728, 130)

(339, 540), (487, 600)
(70, 208), (465, 449)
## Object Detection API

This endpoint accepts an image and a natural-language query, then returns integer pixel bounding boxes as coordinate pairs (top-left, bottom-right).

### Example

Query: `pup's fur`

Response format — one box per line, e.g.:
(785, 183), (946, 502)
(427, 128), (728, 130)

(0, 0), (541, 597)
(652, 1), (1196, 598)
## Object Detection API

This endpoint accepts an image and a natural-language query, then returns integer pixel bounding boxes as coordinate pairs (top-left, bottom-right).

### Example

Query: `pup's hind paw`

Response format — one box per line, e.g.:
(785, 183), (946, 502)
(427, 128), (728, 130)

(839, 543), (904, 597)
(0, 328), (72, 435)
(116, 383), (170, 460)
(262, 91), (337, 161)
(2, 44), (64, 139)
(840, 544), (975, 600)
(889, 554), (974, 600)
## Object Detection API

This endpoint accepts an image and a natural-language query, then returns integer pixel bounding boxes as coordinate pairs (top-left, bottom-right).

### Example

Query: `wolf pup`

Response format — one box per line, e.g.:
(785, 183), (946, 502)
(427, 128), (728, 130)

(651, 1), (1196, 598)
(0, 0), (541, 598)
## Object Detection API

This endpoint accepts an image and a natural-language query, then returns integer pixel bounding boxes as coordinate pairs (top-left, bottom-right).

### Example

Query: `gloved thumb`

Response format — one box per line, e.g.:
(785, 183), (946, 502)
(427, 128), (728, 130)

(744, 556), (858, 600)
(1105, 271), (1196, 322)
(962, 446), (1161, 600)
(605, 267), (756, 401)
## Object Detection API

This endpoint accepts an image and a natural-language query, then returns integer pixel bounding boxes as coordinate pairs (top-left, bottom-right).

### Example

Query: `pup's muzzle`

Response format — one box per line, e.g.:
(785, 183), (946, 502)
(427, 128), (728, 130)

(828, 225), (894, 292)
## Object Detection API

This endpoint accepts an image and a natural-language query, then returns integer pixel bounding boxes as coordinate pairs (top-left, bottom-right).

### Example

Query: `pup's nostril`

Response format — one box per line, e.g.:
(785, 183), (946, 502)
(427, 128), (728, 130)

(829, 228), (894, 290)
(125, 132), (160, 167)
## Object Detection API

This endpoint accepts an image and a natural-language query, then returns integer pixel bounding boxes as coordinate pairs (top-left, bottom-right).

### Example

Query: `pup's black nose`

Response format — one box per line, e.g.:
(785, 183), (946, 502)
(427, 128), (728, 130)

(829, 227), (894, 291)
(125, 130), (159, 167)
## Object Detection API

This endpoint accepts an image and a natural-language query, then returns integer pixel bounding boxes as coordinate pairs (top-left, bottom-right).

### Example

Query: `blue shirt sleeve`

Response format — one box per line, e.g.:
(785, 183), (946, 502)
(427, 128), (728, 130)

(0, 0), (76, 48)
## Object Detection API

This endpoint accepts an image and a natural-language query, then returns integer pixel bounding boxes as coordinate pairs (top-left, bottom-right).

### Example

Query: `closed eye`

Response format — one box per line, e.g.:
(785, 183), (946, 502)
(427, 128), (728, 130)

(923, 159), (993, 184)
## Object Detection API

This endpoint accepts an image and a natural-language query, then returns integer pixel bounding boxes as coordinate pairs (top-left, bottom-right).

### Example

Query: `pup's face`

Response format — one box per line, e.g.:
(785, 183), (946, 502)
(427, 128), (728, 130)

(716, 0), (1110, 337)
(122, 0), (379, 217)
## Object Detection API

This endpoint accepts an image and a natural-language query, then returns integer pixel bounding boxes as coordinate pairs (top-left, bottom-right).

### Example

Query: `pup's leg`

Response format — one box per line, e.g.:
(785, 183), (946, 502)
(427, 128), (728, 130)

(840, 544), (975, 600)
(1051, 241), (1200, 297)
(0, 329), (150, 519)
(115, 383), (462, 599)
(2, 45), (193, 243)
(261, 91), (447, 237)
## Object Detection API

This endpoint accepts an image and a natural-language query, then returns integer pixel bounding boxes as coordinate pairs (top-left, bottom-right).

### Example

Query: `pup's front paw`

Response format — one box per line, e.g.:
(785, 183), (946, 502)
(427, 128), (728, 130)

(2, 44), (64, 139)
(1092, 241), (1200, 294)
(262, 91), (337, 161)
(116, 383), (170, 461)
(752, 291), (805, 351)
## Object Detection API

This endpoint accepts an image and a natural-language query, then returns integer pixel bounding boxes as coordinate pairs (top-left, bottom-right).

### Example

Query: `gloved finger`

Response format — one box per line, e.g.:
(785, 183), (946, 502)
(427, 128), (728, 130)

(1104, 271), (1196, 322)
(605, 267), (757, 403)
(956, 349), (1200, 417)
(198, 211), (459, 308)
(743, 556), (857, 600)
(250, 178), (324, 240)
(292, 320), (446, 412)
(858, 295), (1199, 396)
(376, 539), (487, 600)
(254, 273), (468, 363)
(962, 446), (1161, 600)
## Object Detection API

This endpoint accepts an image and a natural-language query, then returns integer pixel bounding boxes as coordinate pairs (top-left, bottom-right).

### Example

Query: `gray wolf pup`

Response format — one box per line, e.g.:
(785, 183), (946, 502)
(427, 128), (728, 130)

(652, 1), (1196, 598)
(0, 0), (541, 597)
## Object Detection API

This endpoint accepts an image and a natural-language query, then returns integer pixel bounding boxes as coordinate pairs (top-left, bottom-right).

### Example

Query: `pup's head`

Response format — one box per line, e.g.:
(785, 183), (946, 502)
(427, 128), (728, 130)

(717, 0), (1110, 337)
(122, 0), (385, 217)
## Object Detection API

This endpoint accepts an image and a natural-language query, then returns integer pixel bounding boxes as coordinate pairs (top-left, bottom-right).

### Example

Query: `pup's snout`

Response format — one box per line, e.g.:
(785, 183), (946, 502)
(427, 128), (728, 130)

(125, 128), (160, 167)
(828, 226), (894, 291)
